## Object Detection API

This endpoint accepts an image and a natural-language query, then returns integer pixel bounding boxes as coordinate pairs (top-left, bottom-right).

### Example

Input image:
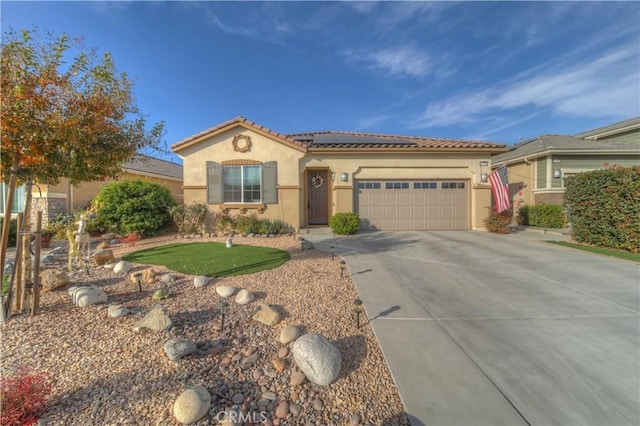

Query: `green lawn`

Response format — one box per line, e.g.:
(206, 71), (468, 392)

(122, 242), (290, 277)
(546, 240), (640, 263)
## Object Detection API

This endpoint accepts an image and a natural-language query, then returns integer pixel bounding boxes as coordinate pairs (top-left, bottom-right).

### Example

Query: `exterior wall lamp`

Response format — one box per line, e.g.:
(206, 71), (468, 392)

(340, 172), (349, 182)
(480, 161), (489, 183)
(553, 169), (561, 178)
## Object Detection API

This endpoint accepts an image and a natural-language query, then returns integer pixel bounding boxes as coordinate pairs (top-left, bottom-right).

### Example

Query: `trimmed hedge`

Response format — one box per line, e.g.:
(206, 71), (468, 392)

(522, 204), (566, 228)
(94, 180), (177, 237)
(564, 166), (640, 253)
(330, 213), (360, 235)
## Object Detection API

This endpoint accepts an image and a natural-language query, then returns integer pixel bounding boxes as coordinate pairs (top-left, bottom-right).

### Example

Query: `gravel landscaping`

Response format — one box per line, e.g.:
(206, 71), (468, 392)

(1, 233), (409, 425)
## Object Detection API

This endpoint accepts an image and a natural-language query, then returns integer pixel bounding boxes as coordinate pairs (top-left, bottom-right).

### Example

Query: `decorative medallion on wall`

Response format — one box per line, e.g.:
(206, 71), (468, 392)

(232, 134), (252, 152)
(311, 174), (325, 189)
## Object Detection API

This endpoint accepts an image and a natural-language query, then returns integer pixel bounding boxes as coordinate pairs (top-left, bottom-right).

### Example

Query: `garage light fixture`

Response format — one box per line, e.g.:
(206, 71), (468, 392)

(481, 172), (488, 183)
(340, 172), (349, 182)
(553, 169), (561, 178)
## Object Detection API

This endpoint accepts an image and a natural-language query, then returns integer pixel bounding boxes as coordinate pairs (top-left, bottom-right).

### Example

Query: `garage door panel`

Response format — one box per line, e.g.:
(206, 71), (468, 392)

(357, 180), (469, 231)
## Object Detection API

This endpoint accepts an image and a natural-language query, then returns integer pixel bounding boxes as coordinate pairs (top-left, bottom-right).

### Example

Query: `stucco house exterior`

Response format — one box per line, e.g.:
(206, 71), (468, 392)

(172, 116), (507, 231)
(491, 117), (640, 212)
(1, 154), (183, 225)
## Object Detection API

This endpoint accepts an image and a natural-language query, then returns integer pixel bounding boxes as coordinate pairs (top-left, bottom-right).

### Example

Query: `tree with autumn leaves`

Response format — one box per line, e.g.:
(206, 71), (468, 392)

(0, 28), (165, 318)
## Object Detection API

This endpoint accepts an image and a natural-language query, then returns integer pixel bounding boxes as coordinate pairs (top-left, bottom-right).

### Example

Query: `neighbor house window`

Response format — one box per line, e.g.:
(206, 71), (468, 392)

(0, 183), (26, 214)
(223, 165), (261, 203)
(206, 161), (277, 205)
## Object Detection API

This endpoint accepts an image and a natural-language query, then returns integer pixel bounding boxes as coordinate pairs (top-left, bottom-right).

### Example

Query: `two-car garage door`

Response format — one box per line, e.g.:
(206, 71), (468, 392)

(356, 180), (469, 230)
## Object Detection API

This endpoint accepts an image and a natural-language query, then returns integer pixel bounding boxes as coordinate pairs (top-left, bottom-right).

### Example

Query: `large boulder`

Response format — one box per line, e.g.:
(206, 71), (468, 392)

(93, 249), (115, 266)
(173, 386), (211, 424)
(252, 304), (281, 326)
(135, 304), (173, 331)
(130, 268), (156, 286)
(292, 333), (342, 386)
(40, 269), (70, 292)
(70, 285), (108, 307)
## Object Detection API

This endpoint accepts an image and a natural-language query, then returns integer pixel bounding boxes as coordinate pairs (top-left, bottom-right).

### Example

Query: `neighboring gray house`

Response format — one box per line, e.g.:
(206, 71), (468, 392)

(491, 117), (640, 211)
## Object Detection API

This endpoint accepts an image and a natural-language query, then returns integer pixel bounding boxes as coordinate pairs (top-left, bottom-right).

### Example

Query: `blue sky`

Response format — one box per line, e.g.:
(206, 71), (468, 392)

(2, 1), (639, 163)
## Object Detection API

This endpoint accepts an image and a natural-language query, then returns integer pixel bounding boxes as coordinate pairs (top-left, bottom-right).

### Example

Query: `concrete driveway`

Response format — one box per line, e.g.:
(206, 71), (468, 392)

(305, 230), (639, 426)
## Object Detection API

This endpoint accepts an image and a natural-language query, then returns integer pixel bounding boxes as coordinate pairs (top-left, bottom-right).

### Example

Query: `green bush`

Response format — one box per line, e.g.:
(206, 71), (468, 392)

(484, 207), (512, 234)
(214, 212), (235, 235)
(330, 212), (360, 235)
(170, 203), (209, 235)
(0, 218), (17, 247)
(47, 212), (75, 239)
(528, 204), (566, 228)
(94, 180), (177, 237)
(235, 214), (261, 235)
(564, 166), (640, 253)
(516, 205), (530, 225)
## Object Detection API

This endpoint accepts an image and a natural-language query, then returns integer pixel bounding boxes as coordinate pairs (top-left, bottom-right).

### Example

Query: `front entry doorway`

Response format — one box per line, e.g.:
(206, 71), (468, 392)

(307, 170), (329, 225)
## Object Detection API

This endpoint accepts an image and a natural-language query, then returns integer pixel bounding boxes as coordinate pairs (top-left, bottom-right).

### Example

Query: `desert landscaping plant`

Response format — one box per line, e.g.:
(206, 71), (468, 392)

(329, 213), (360, 235)
(484, 207), (512, 234)
(170, 203), (209, 235)
(0, 367), (52, 425)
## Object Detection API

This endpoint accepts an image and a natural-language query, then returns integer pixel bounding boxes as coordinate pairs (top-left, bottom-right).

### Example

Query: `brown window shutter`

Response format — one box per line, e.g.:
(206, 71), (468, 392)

(262, 161), (277, 204)
(206, 161), (222, 204)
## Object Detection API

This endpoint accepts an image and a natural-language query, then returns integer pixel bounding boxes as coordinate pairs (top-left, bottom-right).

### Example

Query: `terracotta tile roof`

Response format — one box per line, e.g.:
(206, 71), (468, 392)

(172, 116), (307, 150)
(287, 130), (505, 149)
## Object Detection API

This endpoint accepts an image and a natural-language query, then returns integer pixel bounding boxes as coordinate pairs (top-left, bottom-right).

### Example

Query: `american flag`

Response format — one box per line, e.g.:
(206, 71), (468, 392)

(489, 165), (511, 213)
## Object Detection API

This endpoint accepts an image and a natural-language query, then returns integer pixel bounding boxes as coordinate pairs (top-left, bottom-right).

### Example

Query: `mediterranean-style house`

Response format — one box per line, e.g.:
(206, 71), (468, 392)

(1, 154), (183, 225)
(491, 117), (640, 212)
(171, 116), (507, 231)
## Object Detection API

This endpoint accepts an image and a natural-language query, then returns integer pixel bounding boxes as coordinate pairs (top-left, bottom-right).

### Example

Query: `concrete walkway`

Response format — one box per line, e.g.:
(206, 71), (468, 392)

(302, 229), (640, 426)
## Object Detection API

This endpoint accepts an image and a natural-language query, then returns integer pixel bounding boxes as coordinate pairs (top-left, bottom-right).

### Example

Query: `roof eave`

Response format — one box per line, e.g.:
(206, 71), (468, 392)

(307, 146), (507, 154)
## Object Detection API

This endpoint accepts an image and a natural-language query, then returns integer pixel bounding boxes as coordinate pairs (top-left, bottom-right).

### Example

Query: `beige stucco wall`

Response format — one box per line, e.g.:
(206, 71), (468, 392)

(507, 161), (534, 213)
(177, 127), (496, 230)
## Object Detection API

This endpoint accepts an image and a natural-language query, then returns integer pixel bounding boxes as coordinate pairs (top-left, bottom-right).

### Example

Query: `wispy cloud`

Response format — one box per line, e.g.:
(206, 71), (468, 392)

(414, 43), (640, 128)
(343, 45), (432, 78)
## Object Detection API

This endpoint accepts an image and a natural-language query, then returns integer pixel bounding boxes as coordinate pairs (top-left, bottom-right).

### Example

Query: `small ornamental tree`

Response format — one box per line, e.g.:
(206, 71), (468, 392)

(94, 180), (176, 237)
(0, 28), (165, 317)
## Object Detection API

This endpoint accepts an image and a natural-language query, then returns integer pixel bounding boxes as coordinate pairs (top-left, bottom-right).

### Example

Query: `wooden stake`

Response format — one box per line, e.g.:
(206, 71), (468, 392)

(0, 153), (20, 321)
(31, 211), (42, 317)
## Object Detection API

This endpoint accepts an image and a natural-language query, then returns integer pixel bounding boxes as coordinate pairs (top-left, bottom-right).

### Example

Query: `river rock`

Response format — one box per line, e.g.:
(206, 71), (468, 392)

(216, 285), (236, 298)
(93, 249), (114, 266)
(108, 304), (131, 318)
(96, 241), (110, 250)
(135, 304), (173, 331)
(276, 401), (289, 419)
(160, 273), (176, 284)
(292, 334), (342, 386)
(290, 371), (306, 386)
(279, 325), (300, 344)
(252, 304), (281, 326)
(113, 260), (133, 274)
(350, 413), (363, 425)
(194, 275), (209, 288)
(70, 285), (108, 307)
(164, 337), (197, 361)
(40, 269), (70, 292)
(173, 386), (210, 424)
(235, 289), (254, 305)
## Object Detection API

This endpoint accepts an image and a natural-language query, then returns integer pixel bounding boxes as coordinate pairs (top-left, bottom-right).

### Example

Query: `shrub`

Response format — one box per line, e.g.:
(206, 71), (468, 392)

(330, 213), (360, 235)
(170, 203), (209, 235)
(0, 366), (52, 425)
(46, 212), (75, 239)
(94, 180), (177, 237)
(484, 207), (512, 234)
(565, 166), (640, 252)
(215, 212), (235, 235)
(516, 205), (530, 225)
(527, 204), (566, 228)
(235, 214), (260, 235)
(0, 218), (17, 247)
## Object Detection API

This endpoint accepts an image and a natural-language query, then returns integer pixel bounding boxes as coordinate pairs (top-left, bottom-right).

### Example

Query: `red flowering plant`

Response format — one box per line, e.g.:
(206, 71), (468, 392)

(0, 367), (52, 425)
